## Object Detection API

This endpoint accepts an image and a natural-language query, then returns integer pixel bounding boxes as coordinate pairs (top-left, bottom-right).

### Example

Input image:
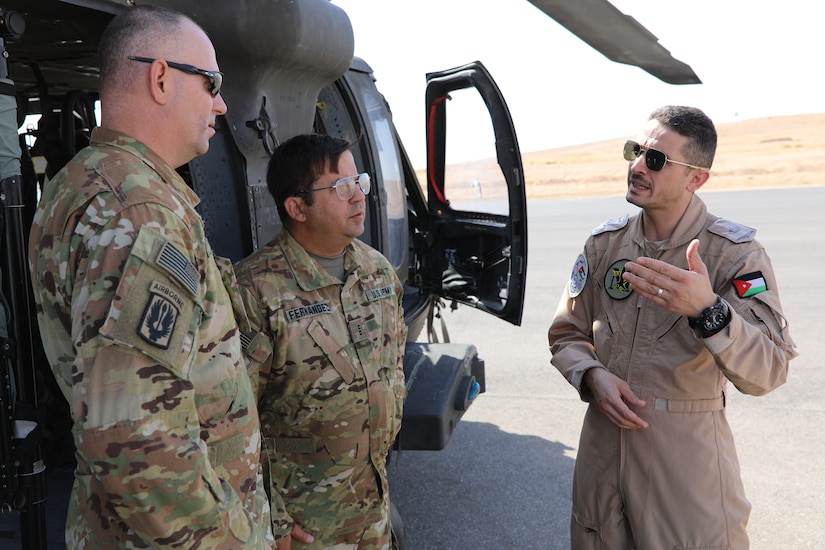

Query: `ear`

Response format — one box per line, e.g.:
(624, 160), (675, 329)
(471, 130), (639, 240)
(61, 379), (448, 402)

(686, 170), (711, 193)
(149, 60), (171, 105)
(284, 196), (307, 223)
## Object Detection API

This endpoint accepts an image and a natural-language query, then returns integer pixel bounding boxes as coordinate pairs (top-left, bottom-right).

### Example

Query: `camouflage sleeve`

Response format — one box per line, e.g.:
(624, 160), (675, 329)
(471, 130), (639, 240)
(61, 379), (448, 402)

(393, 270), (407, 402)
(233, 266), (294, 538)
(235, 273), (275, 400)
(73, 205), (267, 548)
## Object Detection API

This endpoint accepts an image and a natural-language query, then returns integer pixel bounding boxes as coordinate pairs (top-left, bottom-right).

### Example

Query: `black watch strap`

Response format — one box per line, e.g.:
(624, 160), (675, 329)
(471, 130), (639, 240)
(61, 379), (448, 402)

(688, 295), (731, 338)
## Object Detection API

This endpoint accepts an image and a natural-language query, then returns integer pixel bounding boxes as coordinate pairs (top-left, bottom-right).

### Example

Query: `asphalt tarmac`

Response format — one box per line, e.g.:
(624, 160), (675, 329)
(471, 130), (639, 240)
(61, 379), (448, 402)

(2, 186), (820, 549)
(388, 185), (824, 550)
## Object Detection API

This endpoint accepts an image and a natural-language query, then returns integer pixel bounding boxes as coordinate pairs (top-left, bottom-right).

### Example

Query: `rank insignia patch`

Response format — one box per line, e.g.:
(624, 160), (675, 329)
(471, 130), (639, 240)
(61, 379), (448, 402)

(733, 271), (768, 298)
(138, 282), (182, 349)
(348, 318), (368, 342)
(605, 259), (633, 300)
(568, 253), (588, 298)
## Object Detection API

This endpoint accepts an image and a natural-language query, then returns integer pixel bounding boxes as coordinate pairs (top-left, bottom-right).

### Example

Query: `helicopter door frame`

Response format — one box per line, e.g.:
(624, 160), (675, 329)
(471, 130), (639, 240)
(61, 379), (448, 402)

(423, 61), (528, 326)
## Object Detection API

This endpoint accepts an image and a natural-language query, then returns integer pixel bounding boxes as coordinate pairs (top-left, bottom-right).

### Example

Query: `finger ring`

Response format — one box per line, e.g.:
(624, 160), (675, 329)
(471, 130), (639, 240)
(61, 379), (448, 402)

(656, 287), (664, 297)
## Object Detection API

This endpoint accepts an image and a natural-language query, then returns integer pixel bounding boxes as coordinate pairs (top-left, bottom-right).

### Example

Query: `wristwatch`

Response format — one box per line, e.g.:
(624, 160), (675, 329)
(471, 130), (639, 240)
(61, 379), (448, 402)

(688, 295), (731, 338)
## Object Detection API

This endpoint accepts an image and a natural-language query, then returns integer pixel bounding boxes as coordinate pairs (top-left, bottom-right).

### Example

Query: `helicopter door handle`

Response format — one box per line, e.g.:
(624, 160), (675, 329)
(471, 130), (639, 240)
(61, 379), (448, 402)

(245, 96), (278, 155)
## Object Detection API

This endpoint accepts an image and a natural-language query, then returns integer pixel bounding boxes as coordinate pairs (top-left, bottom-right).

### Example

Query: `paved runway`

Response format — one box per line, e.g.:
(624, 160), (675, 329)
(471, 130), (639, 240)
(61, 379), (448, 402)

(2, 186), (820, 549)
(388, 185), (824, 549)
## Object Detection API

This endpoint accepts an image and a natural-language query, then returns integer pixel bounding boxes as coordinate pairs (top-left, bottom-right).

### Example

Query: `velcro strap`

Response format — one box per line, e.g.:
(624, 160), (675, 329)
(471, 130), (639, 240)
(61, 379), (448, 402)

(275, 437), (315, 454)
(207, 432), (245, 466)
(654, 395), (725, 413)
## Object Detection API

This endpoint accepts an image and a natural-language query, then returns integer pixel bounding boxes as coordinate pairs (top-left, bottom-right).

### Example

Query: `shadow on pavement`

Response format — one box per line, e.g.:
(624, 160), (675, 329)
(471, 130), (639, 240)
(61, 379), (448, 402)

(389, 420), (575, 550)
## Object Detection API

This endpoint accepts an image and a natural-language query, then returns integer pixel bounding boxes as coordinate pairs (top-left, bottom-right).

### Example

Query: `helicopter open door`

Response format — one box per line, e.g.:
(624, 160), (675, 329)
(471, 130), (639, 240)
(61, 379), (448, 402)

(423, 61), (527, 326)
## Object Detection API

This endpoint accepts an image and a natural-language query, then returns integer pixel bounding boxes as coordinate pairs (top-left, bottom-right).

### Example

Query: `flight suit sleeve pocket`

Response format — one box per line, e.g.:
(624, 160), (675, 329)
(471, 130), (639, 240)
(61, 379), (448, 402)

(307, 318), (357, 384)
(740, 291), (794, 349)
(99, 226), (203, 379)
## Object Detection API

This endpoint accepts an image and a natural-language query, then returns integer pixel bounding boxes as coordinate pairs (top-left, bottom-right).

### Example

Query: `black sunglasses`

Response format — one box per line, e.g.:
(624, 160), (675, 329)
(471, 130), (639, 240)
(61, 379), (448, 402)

(128, 56), (223, 97)
(623, 140), (709, 172)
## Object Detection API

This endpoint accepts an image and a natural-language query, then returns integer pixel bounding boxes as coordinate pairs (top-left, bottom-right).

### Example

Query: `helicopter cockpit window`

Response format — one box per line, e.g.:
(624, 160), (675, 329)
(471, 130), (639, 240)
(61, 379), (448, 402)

(362, 91), (406, 270)
(441, 88), (507, 216)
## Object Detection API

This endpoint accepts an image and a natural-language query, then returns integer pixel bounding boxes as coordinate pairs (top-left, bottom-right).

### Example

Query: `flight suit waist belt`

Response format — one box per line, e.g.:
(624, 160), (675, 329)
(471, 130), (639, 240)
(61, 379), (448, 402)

(654, 395), (725, 412)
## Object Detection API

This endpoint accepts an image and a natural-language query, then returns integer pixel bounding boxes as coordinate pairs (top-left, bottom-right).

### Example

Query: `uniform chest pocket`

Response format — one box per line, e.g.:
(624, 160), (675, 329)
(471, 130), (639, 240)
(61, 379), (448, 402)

(306, 317), (358, 384)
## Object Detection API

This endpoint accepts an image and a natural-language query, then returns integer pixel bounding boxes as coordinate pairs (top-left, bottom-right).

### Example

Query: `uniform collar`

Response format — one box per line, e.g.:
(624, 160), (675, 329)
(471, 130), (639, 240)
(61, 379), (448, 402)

(630, 194), (708, 251)
(278, 229), (361, 291)
(90, 127), (201, 210)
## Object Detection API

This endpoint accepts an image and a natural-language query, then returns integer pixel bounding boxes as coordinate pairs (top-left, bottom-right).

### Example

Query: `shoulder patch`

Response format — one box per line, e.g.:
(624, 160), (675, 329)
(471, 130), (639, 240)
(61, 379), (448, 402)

(568, 253), (588, 298)
(707, 218), (756, 243)
(733, 271), (768, 298)
(154, 240), (200, 296)
(592, 215), (629, 236)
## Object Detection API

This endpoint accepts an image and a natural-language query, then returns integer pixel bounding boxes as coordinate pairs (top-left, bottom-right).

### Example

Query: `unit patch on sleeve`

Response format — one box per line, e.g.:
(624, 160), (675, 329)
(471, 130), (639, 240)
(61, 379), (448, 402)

(733, 271), (768, 298)
(568, 253), (588, 298)
(605, 259), (633, 300)
(138, 281), (183, 349)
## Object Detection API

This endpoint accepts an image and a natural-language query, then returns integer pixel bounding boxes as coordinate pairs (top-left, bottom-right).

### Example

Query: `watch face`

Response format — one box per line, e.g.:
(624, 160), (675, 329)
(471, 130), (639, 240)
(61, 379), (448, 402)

(704, 310), (727, 330)
(702, 300), (730, 331)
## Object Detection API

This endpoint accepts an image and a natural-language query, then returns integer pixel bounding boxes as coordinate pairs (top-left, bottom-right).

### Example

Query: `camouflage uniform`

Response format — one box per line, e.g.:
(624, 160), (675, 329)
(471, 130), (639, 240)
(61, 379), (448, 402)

(236, 229), (406, 549)
(28, 127), (273, 548)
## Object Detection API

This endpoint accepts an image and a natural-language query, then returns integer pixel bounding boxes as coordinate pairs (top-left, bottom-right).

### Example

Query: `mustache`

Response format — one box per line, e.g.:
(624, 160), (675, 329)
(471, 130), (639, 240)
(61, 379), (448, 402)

(629, 173), (650, 187)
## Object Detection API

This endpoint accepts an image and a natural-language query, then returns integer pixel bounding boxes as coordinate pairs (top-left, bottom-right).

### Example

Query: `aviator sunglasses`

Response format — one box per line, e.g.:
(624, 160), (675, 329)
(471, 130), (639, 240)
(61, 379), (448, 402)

(295, 173), (371, 201)
(128, 56), (224, 97)
(623, 140), (709, 172)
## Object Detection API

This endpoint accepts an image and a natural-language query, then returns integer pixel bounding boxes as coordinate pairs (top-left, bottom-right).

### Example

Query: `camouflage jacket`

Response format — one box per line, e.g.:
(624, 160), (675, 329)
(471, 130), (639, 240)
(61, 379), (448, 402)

(235, 229), (406, 545)
(27, 127), (272, 548)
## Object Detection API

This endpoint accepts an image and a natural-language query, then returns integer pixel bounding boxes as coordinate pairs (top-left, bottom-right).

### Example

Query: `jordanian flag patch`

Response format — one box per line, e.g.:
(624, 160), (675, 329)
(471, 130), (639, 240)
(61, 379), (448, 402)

(732, 271), (768, 298)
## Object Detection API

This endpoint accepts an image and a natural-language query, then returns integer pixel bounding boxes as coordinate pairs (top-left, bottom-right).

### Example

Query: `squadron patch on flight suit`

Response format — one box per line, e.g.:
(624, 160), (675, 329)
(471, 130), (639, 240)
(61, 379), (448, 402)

(138, 281), (183, 349)
(568, 253), (588, 298)
(605, 259), (633, 300)
(733, 271), (768, 298)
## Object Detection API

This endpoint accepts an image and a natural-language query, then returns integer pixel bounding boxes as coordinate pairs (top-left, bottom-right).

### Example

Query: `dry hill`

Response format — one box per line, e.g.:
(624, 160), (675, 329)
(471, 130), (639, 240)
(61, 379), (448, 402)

(416, 113), (825, 201)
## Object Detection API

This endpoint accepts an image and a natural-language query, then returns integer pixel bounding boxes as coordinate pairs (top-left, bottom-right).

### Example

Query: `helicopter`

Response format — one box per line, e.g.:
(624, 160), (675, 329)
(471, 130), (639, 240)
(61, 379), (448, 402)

(0, 0), (699, 547)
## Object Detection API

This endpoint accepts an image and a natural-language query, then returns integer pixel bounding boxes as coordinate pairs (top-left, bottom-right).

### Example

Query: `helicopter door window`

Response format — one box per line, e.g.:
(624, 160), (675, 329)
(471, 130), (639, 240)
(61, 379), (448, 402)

(441, 88), (508, 216)
(362, 91), (406, 270)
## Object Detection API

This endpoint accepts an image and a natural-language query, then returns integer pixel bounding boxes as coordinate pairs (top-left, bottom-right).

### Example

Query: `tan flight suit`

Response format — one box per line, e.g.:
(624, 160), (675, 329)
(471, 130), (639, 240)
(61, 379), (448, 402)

(548, 195), (796, 549)
(28, 128), (272, 548)
(236, 230), (406, 549)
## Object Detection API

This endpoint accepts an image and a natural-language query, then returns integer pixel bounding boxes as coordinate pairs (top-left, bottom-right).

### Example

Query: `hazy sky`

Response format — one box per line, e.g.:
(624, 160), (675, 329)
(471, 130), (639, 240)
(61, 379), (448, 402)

(333, 0), (825, 168)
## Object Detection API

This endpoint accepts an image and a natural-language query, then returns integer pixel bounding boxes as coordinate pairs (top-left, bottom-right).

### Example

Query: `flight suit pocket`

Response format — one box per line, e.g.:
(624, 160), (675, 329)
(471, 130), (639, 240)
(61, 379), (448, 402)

(740, 291), (795, 349)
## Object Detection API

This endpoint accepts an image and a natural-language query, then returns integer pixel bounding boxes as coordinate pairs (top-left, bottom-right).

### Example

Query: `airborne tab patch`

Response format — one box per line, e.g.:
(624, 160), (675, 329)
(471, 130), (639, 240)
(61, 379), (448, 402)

(138, 281), (181, 349)
(733, 271), (768, 298)
(286, 302), (331, 323)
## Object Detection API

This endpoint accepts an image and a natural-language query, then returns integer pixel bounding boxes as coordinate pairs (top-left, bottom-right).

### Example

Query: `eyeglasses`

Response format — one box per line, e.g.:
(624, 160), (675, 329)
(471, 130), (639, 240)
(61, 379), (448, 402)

(128, 56), (223, 97)
(295, 173), (371, 201)
(623, 140), (709, 172)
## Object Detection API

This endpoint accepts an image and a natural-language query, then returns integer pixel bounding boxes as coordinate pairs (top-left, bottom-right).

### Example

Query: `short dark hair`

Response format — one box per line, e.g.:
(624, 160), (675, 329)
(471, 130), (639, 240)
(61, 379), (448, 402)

(267, 134), (353, 225)
(649, 106), (717, 170)
(98, 5), (191, 99)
